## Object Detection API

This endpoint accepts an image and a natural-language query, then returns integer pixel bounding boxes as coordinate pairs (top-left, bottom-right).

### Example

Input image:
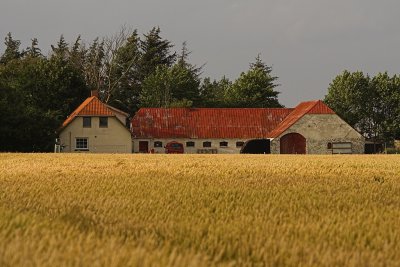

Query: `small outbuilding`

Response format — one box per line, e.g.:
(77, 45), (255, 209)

(131, 100), (365, 154)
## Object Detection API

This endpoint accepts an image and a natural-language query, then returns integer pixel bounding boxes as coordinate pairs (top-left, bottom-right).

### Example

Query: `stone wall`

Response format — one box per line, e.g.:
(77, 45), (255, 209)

(270, 114), (365, 154)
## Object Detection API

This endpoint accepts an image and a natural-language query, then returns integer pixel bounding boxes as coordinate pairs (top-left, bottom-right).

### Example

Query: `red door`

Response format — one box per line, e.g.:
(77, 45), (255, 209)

(165, 141), (184, 154)
(139, 141), (149, 153)
(280, 133), (306, 154)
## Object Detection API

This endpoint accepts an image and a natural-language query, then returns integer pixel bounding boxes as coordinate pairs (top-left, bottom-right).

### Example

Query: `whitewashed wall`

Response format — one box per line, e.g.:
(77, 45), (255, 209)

(132, 138), (248, 154)
(59, 116), (132, 153)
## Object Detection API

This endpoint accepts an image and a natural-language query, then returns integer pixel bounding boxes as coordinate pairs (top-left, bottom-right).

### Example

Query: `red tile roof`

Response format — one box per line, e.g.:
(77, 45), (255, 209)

(61, 96), (128, 128)
(131, 100), (336, 139)
(268, 100), (335, 138)
(131, 108), (294, 139)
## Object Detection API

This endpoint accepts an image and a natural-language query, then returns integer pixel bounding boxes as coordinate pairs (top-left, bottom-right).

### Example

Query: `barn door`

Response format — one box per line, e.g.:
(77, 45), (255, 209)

(280, 133), (306, 154)
(139, 141), (149, 153)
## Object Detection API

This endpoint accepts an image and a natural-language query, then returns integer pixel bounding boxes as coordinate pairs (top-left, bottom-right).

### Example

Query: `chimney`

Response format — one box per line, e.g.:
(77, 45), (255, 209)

(91, 90), (99, 98)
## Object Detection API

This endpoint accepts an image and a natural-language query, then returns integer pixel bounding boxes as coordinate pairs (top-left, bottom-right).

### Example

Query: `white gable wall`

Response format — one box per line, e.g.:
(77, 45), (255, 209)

(59, 116), (132, 153)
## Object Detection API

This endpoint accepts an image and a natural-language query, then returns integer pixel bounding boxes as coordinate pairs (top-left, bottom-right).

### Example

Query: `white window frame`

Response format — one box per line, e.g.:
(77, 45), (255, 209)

(75, 138), (89, 151)
(329, 142), (352, 154)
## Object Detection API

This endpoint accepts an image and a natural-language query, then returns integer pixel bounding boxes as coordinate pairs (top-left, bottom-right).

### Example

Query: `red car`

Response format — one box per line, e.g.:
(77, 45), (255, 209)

(165, 141), (184, 154)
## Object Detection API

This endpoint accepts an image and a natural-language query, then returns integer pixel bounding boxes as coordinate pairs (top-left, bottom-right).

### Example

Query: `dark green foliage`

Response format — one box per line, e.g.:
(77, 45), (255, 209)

(84, 37), (104, 89)
(325, 71), (371, 131)
(51, 35), (69, 61)
(139, 42), (201, 108)
(226, 55), (282, 108)
(0, 33), (22, 64)
(139, 27), (176, 81)
(106, 31), (141, 113)
(25, 38), (42, 58)
(0, 30), (286, 151)
(199, 77), (231, 107)
(325, 71), (400, 143)
(0, 35), (88, 152)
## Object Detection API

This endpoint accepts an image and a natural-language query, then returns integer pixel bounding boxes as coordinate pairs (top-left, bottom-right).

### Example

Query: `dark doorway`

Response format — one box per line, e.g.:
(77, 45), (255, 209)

(280, 133), (306, 154)
(365, 142), (384, 154)
(241, 139), (271, 154)
(139, 141), (149, 153)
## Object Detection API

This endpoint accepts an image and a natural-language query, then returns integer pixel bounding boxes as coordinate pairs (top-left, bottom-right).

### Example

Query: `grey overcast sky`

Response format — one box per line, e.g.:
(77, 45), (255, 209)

(1, 0), (400, 106)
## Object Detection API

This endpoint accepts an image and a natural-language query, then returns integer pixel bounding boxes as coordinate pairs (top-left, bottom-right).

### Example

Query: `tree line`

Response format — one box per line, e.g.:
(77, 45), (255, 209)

(0, 28), (281, 151)
(1, 28), (399, 152)
(325, 71), (400, 144)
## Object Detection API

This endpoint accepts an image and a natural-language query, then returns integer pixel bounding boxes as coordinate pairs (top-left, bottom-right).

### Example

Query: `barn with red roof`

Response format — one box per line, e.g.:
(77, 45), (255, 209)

(131, 100), (365, 154)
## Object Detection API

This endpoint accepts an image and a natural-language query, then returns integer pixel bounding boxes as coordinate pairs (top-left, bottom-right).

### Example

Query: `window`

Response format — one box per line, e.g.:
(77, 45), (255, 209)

(75, 138), (88, 150)
(203, 141), (212, 148)
(99, 117), (108, 128)
(331, 142), (352, 154)
(154, 141), (163, 148)
(327, 142), (332, 149)
(83, 117), (91, 128)
(220, 141), (228, 147)
(186, 141), (195, 147)
(236, 141), (244, 147)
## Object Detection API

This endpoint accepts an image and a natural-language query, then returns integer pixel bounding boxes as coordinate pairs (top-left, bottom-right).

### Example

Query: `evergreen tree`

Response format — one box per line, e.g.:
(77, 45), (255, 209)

(25, 38), (42, 58)
(227, 55), (282, 108)
(69, 35), (86, 70)
(140, 65), (172, 107)
(139, 27), (176, 81)
(0, 32), (22, 64)
(172, 42), (201, 105)
(140, 42), (201, 108)
(105, 31), (141, 112)
(51, 35), (69, 61)
(200, 77), (231, 107)
(84, 37), (105, 92)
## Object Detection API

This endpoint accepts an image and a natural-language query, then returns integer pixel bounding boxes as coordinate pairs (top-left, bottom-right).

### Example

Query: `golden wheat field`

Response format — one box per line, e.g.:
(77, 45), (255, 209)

(1, 154), (400, 267)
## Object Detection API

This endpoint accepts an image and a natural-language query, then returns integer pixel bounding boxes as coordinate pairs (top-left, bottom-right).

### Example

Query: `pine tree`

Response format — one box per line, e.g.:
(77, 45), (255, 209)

(84, 37), (105, 92)
(106, 31), (141, 112)
(0, 32), (22, 64)
(51, 35), (69, 61)
(200, 77), (231, 107)
(69, 35), (86, 70)
(227, 55), (282, 108)
(25, 38), (42, 58)
(139, 27), (176, 81)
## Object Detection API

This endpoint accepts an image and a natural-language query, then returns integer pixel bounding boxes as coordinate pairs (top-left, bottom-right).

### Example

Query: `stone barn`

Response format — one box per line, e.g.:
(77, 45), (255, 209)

(130, 100), (365, 154)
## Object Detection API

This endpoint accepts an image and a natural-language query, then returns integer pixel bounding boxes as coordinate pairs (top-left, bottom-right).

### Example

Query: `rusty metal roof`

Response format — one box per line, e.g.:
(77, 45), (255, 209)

(131, 108), (294, 139)
(61, 96), (125, 128)
(268, 100), (335, 138)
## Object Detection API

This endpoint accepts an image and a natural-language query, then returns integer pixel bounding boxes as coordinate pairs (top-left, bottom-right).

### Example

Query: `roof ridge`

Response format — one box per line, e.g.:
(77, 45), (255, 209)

(106, 104), (129, 116)
(268, 100), (322, 138)
(71, 96), (96, 117)
(303, 100), (320, 114)
(61, 96), (118, 129)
